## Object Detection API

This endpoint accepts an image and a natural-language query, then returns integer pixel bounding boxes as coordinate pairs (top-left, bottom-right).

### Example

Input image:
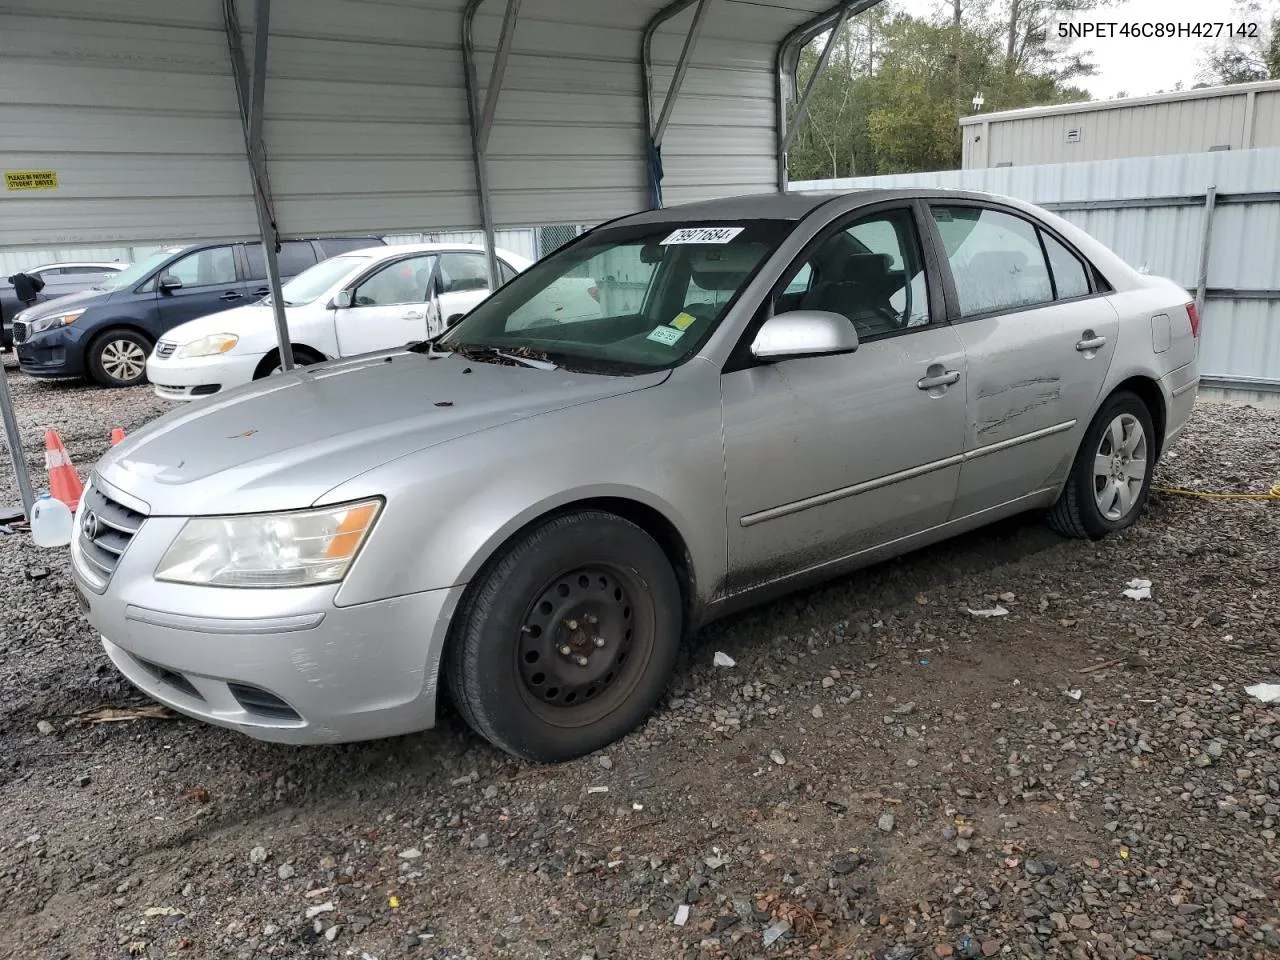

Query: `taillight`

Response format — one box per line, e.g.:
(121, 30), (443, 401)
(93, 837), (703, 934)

(588, 286), (599, 303)
(1186, 302), (1200, 338)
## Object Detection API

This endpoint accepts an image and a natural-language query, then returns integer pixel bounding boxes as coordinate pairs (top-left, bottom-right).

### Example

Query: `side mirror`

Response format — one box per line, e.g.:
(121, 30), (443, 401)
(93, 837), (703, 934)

(445, 313), (464, 329)
(158, 275), (183, 292)
(750, 310), (859, 362)
(331, 289), (353, 309)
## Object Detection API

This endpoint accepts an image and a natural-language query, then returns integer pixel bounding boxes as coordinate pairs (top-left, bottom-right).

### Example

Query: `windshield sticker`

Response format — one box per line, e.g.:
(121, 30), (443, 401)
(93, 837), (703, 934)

(661, 226), (744, 245)
(646, 325), (685, 346)
(670, 312), (696, 331)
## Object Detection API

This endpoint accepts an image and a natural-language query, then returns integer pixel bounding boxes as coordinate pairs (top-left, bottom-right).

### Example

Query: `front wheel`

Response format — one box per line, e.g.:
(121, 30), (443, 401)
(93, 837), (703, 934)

(88, 329), (152, 387)
(445, 511), (683, 762)
(1047, 390), (1155, 540)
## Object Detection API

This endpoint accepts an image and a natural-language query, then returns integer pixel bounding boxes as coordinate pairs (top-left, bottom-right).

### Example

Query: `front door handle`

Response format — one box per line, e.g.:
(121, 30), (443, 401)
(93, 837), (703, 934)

(402, 311), (425, 321)
(917, 370), (961, 390)
(218, 291), (243, 302)
(254, 287), (270, 297)
(1076, 335), (1107, 352)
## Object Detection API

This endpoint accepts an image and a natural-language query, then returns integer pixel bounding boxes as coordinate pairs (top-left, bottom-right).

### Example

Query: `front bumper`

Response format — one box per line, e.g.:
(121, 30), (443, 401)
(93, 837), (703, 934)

(71, 478), (464, 744)
(147, 351), (264, 401)
(16, 338), (81, 377)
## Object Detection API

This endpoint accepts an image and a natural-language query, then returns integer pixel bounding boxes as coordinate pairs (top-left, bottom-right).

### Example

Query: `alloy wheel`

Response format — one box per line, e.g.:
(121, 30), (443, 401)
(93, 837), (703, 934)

(1093, 412), (1148, 521)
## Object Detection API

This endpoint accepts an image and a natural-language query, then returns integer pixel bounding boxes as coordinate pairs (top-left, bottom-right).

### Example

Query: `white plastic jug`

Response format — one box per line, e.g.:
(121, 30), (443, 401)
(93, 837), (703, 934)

(30, 494), (74, 548)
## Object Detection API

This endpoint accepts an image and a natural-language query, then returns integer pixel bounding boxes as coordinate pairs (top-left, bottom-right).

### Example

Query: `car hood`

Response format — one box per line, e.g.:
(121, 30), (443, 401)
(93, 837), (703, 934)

(96, 351), (669, 515)
(159, 303), (284, 345)
(15, 286), (113, 319)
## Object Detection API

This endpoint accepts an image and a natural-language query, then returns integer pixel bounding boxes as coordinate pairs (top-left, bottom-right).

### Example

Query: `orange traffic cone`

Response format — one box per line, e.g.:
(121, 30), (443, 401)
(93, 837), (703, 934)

(110, 427), (125, 446)
(45, 430), (84, 510)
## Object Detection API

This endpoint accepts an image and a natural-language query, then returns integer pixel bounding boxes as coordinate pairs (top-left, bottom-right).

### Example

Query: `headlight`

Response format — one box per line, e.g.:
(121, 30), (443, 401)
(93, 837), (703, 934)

(27, 309), (85, 335)
(154, 499), (382, 588)
(176, 334), (239, 358)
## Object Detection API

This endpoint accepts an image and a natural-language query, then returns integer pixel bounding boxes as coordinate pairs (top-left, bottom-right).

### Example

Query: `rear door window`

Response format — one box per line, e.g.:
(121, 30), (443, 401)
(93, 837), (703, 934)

(245, 241), (320, 280)
(1040, 231), (1091, 300)
(930, 206), (1053, 316)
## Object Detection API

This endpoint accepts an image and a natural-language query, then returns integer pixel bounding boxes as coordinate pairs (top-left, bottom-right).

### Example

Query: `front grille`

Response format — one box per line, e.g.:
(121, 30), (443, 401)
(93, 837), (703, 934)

(155, 341), (177, 359)
(12, 320), (29, 344)
(77, 484), (147, 586)
(227, 683), (302, 722)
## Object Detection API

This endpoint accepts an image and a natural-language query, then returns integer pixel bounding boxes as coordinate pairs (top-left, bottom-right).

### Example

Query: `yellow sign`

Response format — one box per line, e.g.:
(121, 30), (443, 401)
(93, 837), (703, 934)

(670, 312), (697, 330)
(5, 170), (59, 191)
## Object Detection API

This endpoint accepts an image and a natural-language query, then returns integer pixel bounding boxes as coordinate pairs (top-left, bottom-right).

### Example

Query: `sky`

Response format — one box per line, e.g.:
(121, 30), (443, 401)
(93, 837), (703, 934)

(896, 0), (1240, 99)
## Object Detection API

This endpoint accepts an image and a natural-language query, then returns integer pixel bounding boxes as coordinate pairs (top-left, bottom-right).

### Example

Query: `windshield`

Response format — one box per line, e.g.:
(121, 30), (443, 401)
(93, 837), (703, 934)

(272, 254), (371, 306)
(438, 220), (791, 374)
(98, 249), (182, 291)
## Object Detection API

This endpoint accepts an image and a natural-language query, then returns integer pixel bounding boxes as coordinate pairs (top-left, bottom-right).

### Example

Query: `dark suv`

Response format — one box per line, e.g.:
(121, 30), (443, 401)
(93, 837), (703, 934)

(13, 236), (385, 386)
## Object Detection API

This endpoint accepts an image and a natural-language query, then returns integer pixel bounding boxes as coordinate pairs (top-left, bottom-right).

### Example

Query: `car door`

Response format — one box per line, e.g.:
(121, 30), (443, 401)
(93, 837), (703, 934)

(926, 203), (1119, 518)
(720, 203), (969, 594)
(154, 245), (248, 333)
(435, 251), (494, 325)
(334, 253), (435, 356)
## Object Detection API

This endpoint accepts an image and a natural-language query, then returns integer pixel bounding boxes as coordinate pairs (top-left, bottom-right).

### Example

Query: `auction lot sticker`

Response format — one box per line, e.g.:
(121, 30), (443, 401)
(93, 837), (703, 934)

(5, 170), (59, 191)
(661, 226), (743, 245)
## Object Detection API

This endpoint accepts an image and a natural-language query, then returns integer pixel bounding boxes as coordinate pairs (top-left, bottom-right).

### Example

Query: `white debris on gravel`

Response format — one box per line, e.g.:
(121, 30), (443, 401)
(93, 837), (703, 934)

(1244, 683), (1280, 703)
(966, 605), (1009, 618)
(1123, 578), (1153, 600)
(712, 651), (735, 667)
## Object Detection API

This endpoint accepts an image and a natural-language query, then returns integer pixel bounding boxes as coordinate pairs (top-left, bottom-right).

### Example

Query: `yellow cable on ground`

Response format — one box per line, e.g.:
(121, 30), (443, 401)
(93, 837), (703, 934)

(1152, 483), (1280, 501)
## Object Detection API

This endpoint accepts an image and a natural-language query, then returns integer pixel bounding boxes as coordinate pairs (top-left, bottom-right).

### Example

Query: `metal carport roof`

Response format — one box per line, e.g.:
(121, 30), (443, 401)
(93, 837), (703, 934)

(0, 0), (878, 516)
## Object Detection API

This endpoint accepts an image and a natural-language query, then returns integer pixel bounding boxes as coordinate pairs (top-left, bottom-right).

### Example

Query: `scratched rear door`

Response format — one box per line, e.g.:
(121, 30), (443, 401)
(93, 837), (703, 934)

(924, 202), (1119, 519)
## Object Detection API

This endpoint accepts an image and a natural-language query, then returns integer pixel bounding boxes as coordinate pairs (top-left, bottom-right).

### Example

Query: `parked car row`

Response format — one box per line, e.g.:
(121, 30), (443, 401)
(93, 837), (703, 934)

(10, 236), (385, 386)
(145, 243), (537, 399)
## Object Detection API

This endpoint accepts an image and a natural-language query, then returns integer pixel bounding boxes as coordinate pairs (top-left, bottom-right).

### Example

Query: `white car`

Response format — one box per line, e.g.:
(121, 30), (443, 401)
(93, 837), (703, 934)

(146, 243), (536, 400)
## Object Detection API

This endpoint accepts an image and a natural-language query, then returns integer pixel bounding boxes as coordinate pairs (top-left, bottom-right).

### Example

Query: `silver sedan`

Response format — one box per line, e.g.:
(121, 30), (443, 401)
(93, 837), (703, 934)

(71, 189), (1199, 762)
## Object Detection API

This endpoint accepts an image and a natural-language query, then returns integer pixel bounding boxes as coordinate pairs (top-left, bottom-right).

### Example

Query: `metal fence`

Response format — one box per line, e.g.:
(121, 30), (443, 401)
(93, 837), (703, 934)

(794, 146), (1280, 391)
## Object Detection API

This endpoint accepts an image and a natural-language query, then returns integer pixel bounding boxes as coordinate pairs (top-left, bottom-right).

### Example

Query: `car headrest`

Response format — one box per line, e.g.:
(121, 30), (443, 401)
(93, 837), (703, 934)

(967, 250), (1028, 275)
(841, 252), (893, 283)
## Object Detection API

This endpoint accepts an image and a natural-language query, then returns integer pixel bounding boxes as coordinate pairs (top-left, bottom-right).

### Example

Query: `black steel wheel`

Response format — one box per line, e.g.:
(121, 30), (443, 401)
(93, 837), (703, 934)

(445, 510), (682, 762)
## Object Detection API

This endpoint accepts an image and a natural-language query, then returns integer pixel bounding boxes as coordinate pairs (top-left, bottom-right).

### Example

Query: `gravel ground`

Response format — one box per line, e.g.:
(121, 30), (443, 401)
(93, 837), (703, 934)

(1, 360), (1278, 960)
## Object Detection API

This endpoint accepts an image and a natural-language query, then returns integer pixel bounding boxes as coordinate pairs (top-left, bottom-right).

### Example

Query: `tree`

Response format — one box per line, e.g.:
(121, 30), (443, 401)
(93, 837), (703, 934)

(999, 0), (1107, 80)
(1199, 1), (1280, 84)
(787, 2), (1090, 179)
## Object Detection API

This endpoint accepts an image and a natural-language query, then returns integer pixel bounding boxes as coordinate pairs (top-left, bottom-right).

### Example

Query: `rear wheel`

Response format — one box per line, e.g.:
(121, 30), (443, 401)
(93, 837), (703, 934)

(1047, 390), (1155, 540)
(445, 510), (683, 762)
(88, 329), (152, 387)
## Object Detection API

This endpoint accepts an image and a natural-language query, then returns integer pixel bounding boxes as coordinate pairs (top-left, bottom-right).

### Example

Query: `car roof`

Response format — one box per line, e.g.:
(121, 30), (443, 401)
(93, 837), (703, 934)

(614, 187), (1043, 226)
(31, 261), (125, 270)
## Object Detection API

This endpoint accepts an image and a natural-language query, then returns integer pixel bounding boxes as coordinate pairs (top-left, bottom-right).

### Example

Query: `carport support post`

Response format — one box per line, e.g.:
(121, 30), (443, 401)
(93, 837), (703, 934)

(463, 0), (522, 292)
(0, 364), (36, 519)
(780, 4), (853, 159)
(1194, 185), (1217, 317)
(229, 0), (293, 372)
(642, 0), (710, 209)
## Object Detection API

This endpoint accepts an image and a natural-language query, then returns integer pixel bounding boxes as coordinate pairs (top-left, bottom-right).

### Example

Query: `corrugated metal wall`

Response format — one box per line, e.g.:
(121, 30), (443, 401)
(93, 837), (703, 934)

(0, 0), (833, 249)
(795, 147), (1280, 387)
(961, 82), (1280, 169)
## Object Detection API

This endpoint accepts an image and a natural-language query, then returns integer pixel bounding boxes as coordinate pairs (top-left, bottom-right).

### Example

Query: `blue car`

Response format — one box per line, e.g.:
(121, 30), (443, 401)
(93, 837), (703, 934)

(12, 235), (384, 387)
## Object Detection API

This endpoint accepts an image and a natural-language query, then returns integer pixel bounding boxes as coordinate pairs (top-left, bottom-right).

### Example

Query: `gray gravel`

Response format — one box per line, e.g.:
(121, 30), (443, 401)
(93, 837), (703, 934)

(1, 363), (1279, 960)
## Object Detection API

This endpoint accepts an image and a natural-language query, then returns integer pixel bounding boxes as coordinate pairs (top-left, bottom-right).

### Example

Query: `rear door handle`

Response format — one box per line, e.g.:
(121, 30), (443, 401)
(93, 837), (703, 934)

(917, 370), (961, 390)
(254, 287), (270, 297)
(1076, 335), (1107, 351)
(218, 291), (243, 302)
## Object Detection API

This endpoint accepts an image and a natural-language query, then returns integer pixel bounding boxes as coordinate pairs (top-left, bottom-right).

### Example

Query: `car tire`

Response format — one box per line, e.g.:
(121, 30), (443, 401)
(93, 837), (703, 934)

(87, 329), (152, 387)
(445, 510), (683, 763)
(1047, 390), (1156, 541)
(253, 346), (323, 379)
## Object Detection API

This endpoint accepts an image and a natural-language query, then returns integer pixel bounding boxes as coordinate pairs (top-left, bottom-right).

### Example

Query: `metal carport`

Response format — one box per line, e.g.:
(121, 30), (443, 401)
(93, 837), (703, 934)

(0, 0), (876, 516)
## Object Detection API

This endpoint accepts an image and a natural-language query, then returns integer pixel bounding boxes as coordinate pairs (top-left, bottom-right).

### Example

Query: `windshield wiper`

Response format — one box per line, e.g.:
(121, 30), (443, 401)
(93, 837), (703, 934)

(421, 342), (558, 370)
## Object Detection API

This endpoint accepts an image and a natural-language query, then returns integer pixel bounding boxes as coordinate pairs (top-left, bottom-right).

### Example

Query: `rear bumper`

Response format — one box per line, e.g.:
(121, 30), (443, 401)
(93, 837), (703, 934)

(1160, 362), (1198, 451)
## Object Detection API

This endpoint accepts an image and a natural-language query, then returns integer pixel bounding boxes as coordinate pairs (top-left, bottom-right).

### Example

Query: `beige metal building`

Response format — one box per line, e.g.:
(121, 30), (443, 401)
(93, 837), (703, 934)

(960, 79), (1280, 169)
